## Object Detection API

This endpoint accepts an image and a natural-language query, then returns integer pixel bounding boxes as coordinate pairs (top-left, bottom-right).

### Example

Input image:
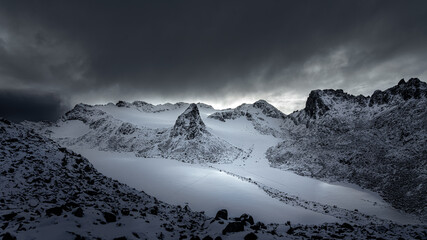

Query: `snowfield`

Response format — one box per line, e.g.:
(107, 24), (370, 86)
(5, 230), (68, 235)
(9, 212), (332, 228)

(41, 96), (421, 226)
(74, 148), (338, 225)
(8, 78), (425, 239)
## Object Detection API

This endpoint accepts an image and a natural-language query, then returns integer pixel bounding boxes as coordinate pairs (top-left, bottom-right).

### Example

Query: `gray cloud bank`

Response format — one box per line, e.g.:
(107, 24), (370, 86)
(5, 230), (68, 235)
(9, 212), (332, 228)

(0, 0), (426, 121)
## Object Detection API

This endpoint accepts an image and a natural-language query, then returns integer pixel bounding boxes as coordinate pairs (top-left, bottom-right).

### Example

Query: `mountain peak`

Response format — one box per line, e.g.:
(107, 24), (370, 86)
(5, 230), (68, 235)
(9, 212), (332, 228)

(253, 100), (286, 119)
(170, 103), (207, 140)
(304, 89), (367, 118)
(369, 78), (426, 106)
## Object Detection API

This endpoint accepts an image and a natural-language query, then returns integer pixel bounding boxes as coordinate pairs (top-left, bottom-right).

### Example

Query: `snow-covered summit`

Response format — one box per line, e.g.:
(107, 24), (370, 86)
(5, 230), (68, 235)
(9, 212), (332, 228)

(253, 100), (287, 119)
(209, 99), (286, 122)
(208, 99), (288, 138)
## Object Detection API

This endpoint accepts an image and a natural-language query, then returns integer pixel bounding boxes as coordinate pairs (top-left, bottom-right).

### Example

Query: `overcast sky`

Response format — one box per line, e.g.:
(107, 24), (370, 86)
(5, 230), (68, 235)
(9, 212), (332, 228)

(0, 0), (426, 121)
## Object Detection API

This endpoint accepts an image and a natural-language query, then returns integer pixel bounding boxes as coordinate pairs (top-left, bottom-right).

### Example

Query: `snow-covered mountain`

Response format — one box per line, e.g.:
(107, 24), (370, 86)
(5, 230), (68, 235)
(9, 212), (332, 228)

(13, 78), (426, 238)
(158, 103), (242, 163)
(26, 79), (427, 220)
(267, 78), (427, 218)
(208, 100), (288, 138)
(2, 118), (425, 239)
(28, 102), (242, 163)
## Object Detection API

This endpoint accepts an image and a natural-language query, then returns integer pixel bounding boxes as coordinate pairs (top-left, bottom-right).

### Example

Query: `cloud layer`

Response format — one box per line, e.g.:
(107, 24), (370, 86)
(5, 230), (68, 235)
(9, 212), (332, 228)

(0, 0), (426, 120)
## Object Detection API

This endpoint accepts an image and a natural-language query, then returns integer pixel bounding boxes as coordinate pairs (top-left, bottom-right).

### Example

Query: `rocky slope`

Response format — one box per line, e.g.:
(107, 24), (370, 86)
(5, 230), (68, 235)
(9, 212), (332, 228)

(267, 78), (427, 219)
(2, 118), (425, 239)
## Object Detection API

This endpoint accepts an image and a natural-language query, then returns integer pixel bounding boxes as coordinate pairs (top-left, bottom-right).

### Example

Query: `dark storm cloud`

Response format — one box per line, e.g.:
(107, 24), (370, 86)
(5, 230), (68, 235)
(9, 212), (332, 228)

(0, 90), (68, 122)
(0, 0), (426, 114)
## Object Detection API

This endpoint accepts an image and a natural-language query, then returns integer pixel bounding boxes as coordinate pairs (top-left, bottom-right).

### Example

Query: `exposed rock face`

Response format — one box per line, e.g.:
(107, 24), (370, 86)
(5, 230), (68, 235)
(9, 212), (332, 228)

(268, 78), (427, 218)
(369, 78), (427, 106)
(305, 89), (368, 119)
(159, 104), (243, 163)
(170, 103), (208, 140)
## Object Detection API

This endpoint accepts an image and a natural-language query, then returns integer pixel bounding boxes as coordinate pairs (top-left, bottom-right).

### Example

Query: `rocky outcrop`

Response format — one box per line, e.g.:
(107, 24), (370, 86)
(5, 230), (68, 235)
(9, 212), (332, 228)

(369, 78), (427, 106)
(269, 78), (427, 218)
(158, 104), (243, 163)
(170, 103), (208, 140)
(304, 89), (368, 119)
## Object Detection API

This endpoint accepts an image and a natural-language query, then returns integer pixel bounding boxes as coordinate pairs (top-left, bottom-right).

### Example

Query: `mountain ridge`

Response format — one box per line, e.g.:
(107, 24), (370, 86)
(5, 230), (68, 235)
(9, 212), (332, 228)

(20, 78), (427, 220)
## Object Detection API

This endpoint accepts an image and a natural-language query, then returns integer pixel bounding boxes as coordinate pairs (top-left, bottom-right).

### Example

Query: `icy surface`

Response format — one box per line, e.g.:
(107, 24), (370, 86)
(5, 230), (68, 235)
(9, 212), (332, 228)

(73, 148), (338, 224)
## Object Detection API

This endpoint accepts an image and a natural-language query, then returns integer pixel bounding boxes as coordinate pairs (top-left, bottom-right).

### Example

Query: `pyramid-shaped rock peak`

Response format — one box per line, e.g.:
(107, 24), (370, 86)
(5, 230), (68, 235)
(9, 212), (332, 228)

(170, 103), (207, 140)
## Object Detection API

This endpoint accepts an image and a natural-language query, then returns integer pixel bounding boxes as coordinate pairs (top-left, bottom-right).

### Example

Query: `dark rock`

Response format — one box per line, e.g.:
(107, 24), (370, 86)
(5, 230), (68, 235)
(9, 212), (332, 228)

(341, 223), (354, 231)
(222, 221), (244, 235)
(46, 206), (63, 216)
(202, 236), (213, 240)
(190, 236), (201, 240)
(250, 222), (266, 231)
(63, 202), (79, 210)
(2, 232), (16, 240)
(73, 234), (86, 240)
(113, 237), (127, 240)
(305, 90), (331, 118)
(85, 190), (98, 196)
(170, 103), (207, 140)
(72, 208), (84, 218)
(116, 100), (130, 108)
(244, 232), (258, 240)
(215, 209), (228, 220)
(121, 208), (130, 216)
(311, 236), (323, 240)
(287, 227), (295, 235)
(214, 237), (222, 240)
(117, 123), (136, 135)
(369, 78), (426, 106)
(239, 213), (254, 225)
(2, 212), (17, 221)
(149, 206), (158, 215)
(103, 212), (116, 223)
